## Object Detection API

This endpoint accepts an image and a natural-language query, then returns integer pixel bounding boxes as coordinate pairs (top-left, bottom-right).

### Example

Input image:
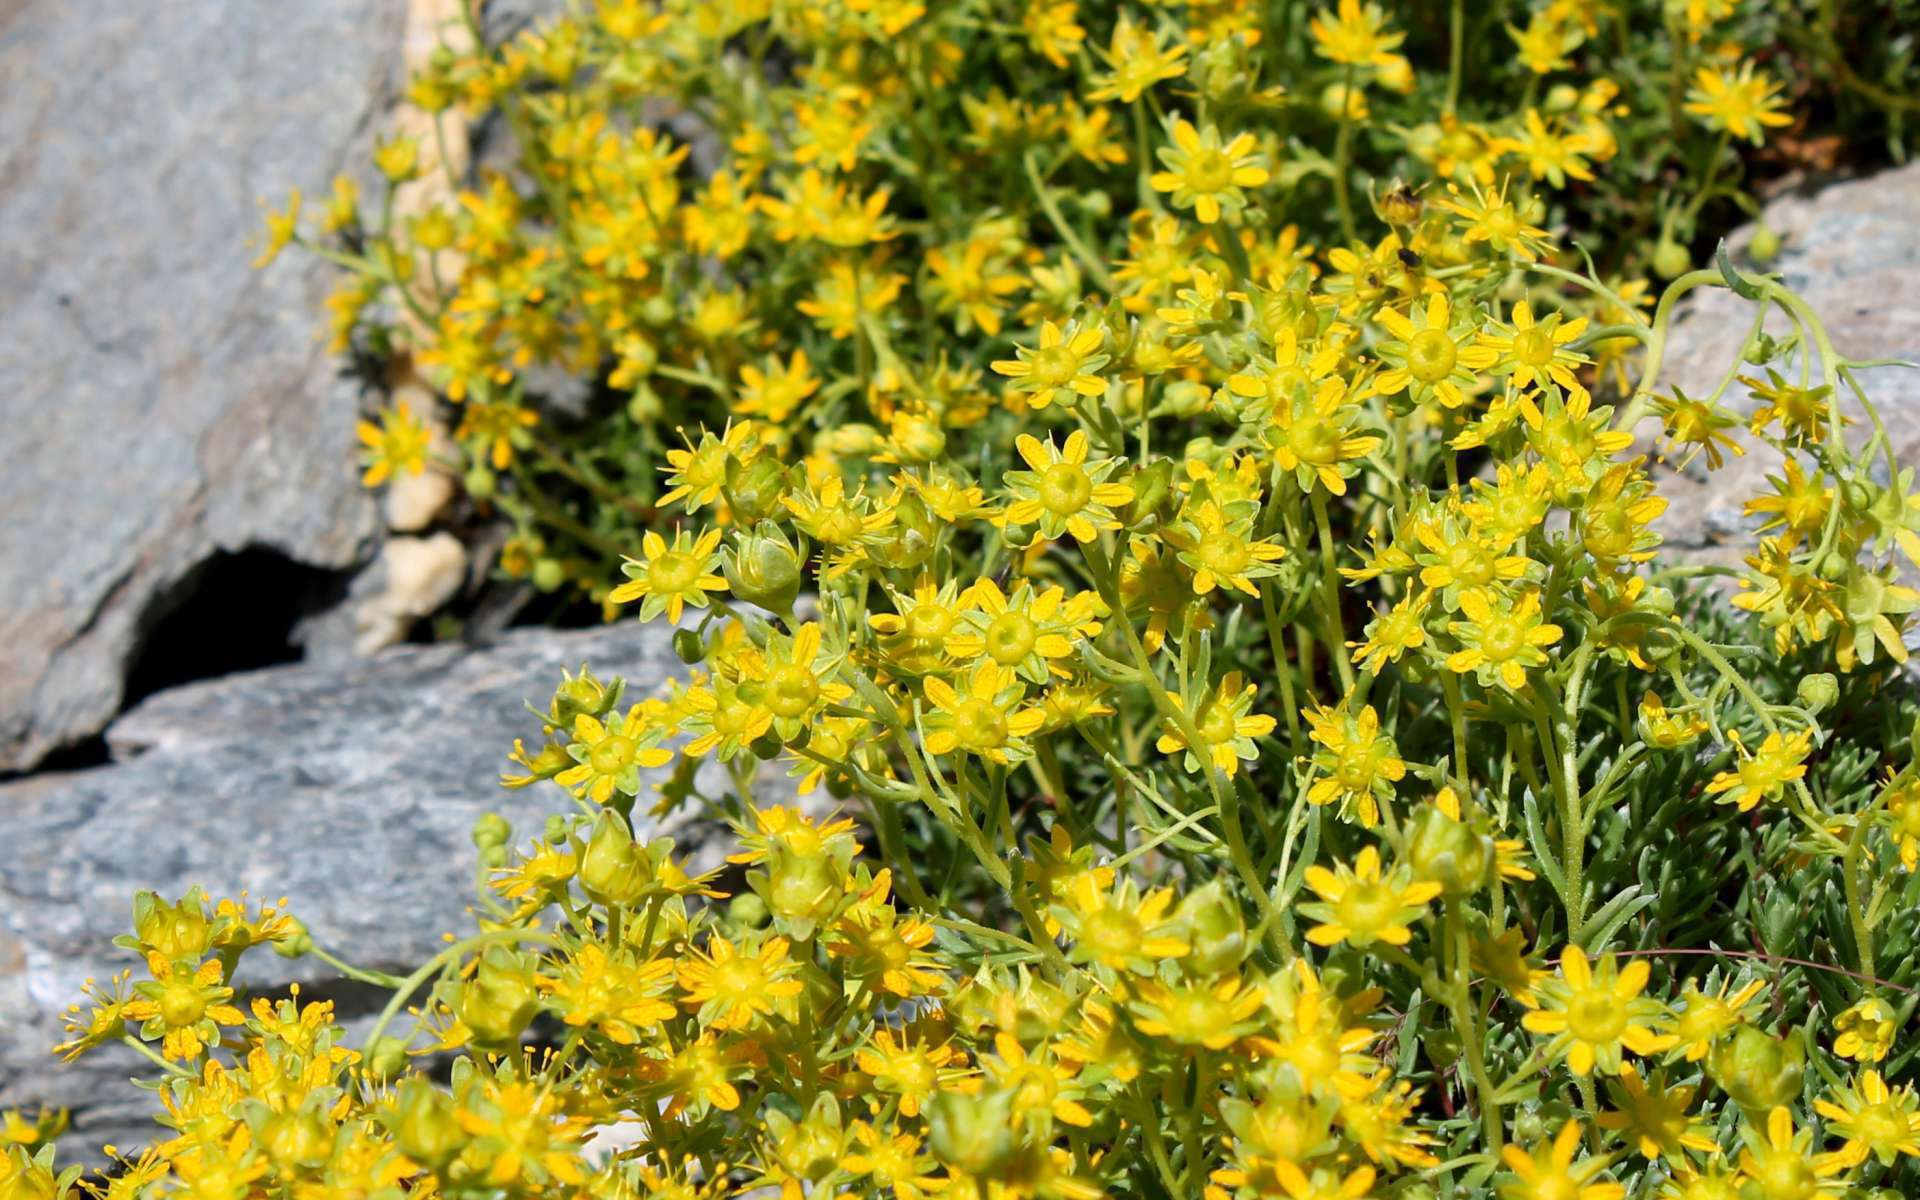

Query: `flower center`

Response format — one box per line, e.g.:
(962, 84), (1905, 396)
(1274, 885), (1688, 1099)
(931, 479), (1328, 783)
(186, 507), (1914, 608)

(589, 735), (635, 775)
(906, 603), (955, 642)
(1039, 463), (1094, 515)
(1030, 345), (1079, 386)
(765, 664), (820, 718)
(1407, 329), (1459, 383)
(1186, 149), (1235, 192)
(985, 612), (1039, 665)
(1566, 990), (1627, 1043)
(1287, 416), (1343, 465)
(649, 553), (700, 592)
(954, 698), (1009, 750)
(159, 981), (207, 1029)
(1197, 532), (1251, 576)
(1481, 617), (1524, 662)
(1513, 328), (1556, 369)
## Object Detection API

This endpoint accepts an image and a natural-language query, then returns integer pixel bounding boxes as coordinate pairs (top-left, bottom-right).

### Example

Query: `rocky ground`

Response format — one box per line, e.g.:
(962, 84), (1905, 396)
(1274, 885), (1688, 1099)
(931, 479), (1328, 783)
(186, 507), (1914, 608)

(0, 0), (1916, 1164)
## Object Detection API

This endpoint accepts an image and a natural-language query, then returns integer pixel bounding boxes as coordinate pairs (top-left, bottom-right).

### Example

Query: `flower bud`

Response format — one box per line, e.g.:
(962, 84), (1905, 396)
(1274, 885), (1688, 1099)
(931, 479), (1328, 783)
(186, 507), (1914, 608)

(764, 850), (841, 932)
(364, 1036), (410, 1082)
(1125, 458), (1177, 527)
(672, 627), (706, 664)
(1748, 222), (1781, 265)
(889, 414), (947, 464)
(471, 813), (512, 853)
(1405, 805), (1493, 899)
(726, 892), (770, 932)
(271, 915), (315, 960)
(927, 1085), (1023, 1178)
(579, 810), (652, 907)
(1796, 673), (1839, 714)
(390, 1079), (463, 1169)
(532, 557), (568, 593)
(723, 522), (802, 616)
(464, 466), (496, 500)
(1709, 1025), (1805, 1113)
(1652, 239), (1691, 280)
(723, 456), (791, 523)
(1175, 880), (1248, 974)
(459, 947), (538, 1051)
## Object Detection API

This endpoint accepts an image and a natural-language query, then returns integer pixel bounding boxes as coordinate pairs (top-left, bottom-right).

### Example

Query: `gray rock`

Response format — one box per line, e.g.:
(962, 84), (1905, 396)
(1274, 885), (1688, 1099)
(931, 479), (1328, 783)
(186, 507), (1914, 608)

(0, 622), (784, 1156)
(1648, 161), (1920, 582)
(0, 0), (398, 771)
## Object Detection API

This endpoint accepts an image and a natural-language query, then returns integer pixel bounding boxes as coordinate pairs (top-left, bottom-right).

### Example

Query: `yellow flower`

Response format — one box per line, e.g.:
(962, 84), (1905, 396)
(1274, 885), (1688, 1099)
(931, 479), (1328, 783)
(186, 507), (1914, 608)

(1668, 975), (1767, 1061)
(555, 705), (673, 805)
(676, 933), (805, 1031)
(1085, 15), (1187, 104)
(1266, 375), (1383, 496)
(1309, 0), (1405, 66)
(1499, 108), (1596, 188)
(1881, 770), (1920, 870)
(920, 660), (1047, 764)
(1299, 846), (1441, 948)
(1596, 1067), (1718, 1162)
(1128, 975), (1265, 1050)
(1003, 430), (1135, 543)
(991, 319), (1110, 409)
(1150, 118), (1270, 225)
(1304, 703), (1406, 827)
(1480, 300), (1592, 401)
(125, 955), (245, 1062)
(251, 188), (301, 268)
(1734, 1107), (1848, 1199)
(1351, 586), (1432, 674)
(355, 401), (432, 488)
(735, 349), (821, 423)
(658, 420), (760, 512)
(1814, 1069), (1920, 1167)
(1162, 499), (1288, 597)
(946, 577), (1101, 684)
(1155, 669), (1277, 778)
(1685, 62), (1793, 143)
(855, 1028), (971, 1118)
(1373, 293), (1498, 409)
(1054, 874), (1189, 975)
(1704, 728), (1812, 813)
(1637, 691), (1710, 750)
(1021, 0), (1085, 69)
(1522, 946), (1676, 1076)
(608, 527), (728, 624)
(1832, 995), (1897, 1063)
(1446, 587), (1564, 690)
(1497, 1121), (1625, 1200)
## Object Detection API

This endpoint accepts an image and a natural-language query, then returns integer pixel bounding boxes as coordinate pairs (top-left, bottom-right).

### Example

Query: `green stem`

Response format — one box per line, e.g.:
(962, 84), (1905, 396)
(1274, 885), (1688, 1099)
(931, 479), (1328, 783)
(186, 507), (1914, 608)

(1332, 63), (1357, 243)
(1310, 491), (1356, 694)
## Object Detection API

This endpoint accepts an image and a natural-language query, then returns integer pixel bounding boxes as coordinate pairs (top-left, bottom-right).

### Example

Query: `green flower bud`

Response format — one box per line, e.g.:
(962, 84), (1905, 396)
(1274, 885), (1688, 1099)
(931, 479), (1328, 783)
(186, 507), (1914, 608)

(1796, 672), (1839, 714)
(271, 915), (315, 960)
(463, 466), (496, 500)
(1126, 457), (1177, 526)
(1078, 189), (1112, 219)
(890, 414), (947, 464)
(364, 1036), (410, 1082)
(389, 1078), (464, 1169)
(1174, 880), (1248, 974)
(764, 850), (841, 932)
(723, 455), (792, 523)
(1405, 804), (1494, 899)
(627, 382), (662, 424)
(1748, 223), (1781, 265)
(1709, 1025), (1805, 1113)
(927, 1086), (1023, 1178)
(531, 557), (567, 593)
(726, 891), (770, 932)
(458, 946), (538, 1051)
(672, 627), (706, 664)
(1653, 239), (1692, 280)
(723, 522), (802, 616)
(471, 813), (512, 852)
(579, 810), (651, 907)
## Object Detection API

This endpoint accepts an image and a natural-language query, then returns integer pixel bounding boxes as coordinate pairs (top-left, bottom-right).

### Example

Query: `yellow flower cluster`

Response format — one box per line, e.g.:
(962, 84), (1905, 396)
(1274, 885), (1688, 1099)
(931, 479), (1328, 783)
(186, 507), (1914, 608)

(30, 2), (1915, 1198)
